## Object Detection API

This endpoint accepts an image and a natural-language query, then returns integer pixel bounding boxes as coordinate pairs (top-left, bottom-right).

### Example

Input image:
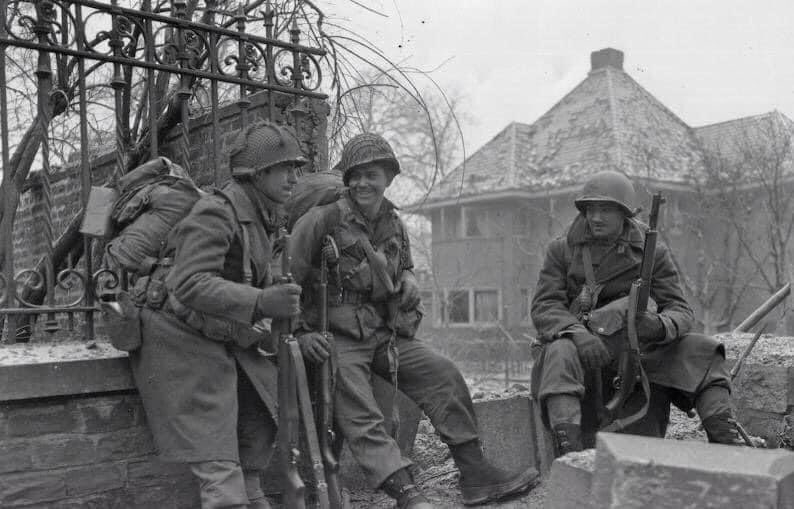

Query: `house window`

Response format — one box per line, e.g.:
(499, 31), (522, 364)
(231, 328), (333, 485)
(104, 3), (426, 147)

(514, 206), (532, 235)
(447, 290), (470, 324)
(443, 288), (501, 325)
(442, 207), (461, 239)
(463, 206), (488, 237)
(474, 289), (499, 322)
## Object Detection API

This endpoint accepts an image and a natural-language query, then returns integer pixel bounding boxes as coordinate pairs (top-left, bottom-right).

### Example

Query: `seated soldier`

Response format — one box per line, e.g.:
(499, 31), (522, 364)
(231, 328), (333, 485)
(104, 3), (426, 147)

(288, 133), (539, 508)
(530, 170), (746, 456)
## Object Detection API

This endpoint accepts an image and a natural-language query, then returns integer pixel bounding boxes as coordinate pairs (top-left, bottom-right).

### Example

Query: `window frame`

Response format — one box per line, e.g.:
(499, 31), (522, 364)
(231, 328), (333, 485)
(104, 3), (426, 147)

(442, 287), (502, 326)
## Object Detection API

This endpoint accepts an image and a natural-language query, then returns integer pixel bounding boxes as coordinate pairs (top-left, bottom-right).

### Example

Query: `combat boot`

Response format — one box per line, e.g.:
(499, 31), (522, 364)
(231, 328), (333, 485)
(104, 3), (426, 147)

(380, 468), (434, 509)
(702, 412), (747, 446)
(552, 423), (583, 457)
(449, 440), (540, 506)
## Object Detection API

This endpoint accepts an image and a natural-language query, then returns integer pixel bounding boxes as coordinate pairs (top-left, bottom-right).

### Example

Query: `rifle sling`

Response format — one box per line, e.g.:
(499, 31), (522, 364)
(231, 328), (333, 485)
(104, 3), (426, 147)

(602, 284), (651, 432)
(581, 245), (596, 288)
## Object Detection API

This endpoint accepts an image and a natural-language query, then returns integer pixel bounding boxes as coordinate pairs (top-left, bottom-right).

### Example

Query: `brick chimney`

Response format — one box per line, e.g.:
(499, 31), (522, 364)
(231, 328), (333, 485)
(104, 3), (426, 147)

(591, 48), (624, 71)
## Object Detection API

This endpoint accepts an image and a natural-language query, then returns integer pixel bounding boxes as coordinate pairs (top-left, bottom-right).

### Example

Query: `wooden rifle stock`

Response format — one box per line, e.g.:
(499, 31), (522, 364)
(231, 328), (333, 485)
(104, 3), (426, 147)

(600, 193), (663, 430)
(275, 228), (306, 508)
(275, 228), (332, 509)
(317, 236), (346, 508)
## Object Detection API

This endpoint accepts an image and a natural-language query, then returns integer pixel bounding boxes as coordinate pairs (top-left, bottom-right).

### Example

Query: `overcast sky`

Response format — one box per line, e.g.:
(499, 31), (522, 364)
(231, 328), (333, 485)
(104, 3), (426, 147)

(326, 0), (794, 152)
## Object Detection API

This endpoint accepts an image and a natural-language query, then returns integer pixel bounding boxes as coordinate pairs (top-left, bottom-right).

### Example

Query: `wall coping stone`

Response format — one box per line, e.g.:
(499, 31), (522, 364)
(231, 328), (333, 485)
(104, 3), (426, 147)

(0, 342), (133, 401)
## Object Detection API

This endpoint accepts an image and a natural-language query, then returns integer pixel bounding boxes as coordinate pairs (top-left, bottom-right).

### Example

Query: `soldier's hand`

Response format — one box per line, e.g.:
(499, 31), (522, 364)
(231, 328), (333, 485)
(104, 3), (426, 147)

(297, 331), (331, 363)
(255, 283), (302, 319)
(636, 311), (666, 344)
(397, 271), (420, 310)
(570, 330), (611, 371)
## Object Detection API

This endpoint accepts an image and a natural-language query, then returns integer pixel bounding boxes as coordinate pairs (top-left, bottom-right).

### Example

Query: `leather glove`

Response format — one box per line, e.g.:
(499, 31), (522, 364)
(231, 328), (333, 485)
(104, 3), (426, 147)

(569, 329), (611, 371)
(397, 271), (420, 310)
(253, 283), (302, 320)
(636, 311), (666, 344)
(297, 331), (331, 364)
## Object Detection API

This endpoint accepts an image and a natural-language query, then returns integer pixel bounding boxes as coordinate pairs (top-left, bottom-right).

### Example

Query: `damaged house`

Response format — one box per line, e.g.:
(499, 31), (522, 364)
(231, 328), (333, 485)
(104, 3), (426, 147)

(410, 48), (794, 339)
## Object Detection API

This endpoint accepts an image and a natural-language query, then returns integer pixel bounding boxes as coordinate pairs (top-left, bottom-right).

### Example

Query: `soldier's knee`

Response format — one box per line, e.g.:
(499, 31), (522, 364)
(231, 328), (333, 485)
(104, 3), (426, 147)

(430, 355), (465, 384)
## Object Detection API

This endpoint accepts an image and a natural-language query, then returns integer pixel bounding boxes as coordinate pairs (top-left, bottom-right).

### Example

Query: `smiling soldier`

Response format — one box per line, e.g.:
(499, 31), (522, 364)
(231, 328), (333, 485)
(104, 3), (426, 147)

(288, 133), (539, 508)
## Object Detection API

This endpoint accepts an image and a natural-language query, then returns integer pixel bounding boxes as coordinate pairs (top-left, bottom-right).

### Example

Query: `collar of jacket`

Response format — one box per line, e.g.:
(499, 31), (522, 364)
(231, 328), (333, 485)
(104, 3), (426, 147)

(342, 190), (399, 227)
(224, 180), (285, 234)
(566, 213), (645, 248)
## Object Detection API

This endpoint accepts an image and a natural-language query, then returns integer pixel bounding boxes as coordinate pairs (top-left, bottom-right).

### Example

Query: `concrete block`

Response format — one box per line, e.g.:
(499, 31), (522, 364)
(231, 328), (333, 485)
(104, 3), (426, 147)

(546, 449), (595, 509)
(474, 395), (537, 475)
(592, 432), (794, 508)
(732, 364), (790, 414)
(0, 342), (134, 401)
(737, 406), (786, 445)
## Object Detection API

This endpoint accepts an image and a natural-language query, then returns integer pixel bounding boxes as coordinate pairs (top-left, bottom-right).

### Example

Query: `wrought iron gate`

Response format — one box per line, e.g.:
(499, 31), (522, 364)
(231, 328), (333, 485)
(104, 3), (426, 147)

(0, 0), (327, 342)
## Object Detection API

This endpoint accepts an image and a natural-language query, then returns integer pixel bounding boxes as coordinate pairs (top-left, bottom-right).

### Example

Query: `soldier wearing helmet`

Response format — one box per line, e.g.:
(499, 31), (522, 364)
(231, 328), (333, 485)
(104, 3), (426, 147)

(130, 121), (305, 508)
(288, 133), (539, 508)
(530, 170), (746, 457)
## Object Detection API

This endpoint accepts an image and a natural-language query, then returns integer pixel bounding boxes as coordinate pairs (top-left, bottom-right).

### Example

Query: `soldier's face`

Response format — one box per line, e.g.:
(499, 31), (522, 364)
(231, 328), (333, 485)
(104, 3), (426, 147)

(347, 163), (392, 210)
(253, 162), (300, 204)
(585, 202), (625, 239)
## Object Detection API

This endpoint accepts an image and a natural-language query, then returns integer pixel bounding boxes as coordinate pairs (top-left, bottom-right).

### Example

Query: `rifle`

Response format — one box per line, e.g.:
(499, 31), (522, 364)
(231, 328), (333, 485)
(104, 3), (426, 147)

(275, 227), (330, 509)
(316, 235), (347, 508)
(599, 192), (664, 432)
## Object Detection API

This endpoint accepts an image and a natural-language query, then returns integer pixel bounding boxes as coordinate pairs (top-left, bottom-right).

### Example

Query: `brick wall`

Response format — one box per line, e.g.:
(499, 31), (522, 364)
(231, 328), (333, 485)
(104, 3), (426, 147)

(0, 393), (199, 508)
(11, 90), (329, 271)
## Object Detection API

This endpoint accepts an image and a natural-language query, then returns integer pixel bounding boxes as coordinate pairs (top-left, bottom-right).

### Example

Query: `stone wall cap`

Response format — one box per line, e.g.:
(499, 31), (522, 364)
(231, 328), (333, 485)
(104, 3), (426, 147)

(0, 341), (133, 401)
(0, 340), (127, 366)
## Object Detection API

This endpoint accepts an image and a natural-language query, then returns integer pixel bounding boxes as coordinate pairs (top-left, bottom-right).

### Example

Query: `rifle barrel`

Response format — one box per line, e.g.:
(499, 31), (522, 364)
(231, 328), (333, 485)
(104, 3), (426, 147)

(730, 324), (767, 381)
(733, 283), (791, 334)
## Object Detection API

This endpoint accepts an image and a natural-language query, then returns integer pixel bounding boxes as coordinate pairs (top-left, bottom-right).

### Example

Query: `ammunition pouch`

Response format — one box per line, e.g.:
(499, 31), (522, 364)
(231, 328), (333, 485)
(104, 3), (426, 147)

(129, 259), (173, 310)
(165, 294), (274, 350)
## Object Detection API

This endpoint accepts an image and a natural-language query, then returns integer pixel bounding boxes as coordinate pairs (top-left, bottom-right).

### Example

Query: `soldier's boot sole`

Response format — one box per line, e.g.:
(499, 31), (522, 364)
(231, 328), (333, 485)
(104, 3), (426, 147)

(460, 466), (540, 506)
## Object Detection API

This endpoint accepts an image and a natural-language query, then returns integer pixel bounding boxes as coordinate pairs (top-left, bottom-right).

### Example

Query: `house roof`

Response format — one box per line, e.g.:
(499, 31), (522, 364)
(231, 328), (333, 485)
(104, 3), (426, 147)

(414, 49), (717, 210)
(694, 111), (794, 163)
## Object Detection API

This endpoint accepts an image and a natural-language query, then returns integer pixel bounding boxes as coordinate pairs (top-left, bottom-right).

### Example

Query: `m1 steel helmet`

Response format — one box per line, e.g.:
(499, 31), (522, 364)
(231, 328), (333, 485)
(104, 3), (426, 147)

(337, 133), (400, 185)
(574, 170), (638, 217)
(229, 121), (307, 177)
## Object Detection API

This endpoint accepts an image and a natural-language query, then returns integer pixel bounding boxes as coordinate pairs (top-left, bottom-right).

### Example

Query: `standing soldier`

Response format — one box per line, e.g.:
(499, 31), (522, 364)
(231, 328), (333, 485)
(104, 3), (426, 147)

(288, 133), (539, 508)
(530, 170), (746, 457)
(129, 122), (305, 508)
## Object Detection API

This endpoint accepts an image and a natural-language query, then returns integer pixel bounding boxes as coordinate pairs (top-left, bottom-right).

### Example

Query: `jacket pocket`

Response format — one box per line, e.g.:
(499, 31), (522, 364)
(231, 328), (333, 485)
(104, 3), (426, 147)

(328, 304), (364, 340)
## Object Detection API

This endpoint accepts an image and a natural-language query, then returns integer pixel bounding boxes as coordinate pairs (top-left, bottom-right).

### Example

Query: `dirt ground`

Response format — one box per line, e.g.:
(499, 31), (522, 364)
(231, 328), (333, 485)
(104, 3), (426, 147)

(344, 374), (708, 509)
